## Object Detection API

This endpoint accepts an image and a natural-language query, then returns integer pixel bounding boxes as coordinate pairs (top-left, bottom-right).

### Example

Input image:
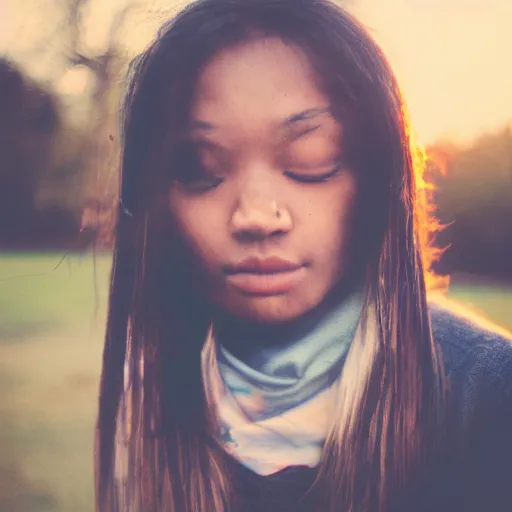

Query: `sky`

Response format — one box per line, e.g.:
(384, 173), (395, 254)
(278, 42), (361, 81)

(1, 0), (511, 145)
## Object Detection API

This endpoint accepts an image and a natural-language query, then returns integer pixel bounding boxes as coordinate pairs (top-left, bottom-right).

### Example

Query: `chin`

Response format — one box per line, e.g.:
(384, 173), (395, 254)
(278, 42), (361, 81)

(226, 294), (320, 325)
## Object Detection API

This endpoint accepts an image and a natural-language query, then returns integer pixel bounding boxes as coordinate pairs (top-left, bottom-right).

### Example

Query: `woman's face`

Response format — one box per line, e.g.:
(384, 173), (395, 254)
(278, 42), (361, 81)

(169, 37), (357, 324)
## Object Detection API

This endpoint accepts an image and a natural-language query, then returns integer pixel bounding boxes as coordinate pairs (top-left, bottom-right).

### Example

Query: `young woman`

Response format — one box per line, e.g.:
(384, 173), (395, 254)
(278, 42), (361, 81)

(95, 0), (512, 510)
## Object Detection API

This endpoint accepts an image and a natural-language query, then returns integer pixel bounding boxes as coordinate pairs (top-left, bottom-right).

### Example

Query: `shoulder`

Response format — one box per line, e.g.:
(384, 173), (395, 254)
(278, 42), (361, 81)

(428, 295), (512, 510)
(428, 295), (512, 417)
(428, 294), (512, 385)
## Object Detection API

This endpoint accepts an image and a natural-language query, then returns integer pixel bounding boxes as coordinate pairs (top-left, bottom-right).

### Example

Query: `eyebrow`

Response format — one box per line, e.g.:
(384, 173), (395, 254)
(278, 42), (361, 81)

(189, 107), (332, 132)
(282, 107), (331, 126)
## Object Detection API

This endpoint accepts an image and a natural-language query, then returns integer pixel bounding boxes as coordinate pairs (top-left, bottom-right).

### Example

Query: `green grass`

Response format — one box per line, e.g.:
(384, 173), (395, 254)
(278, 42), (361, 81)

(447, 279), (512, 333)
(0, 253), (511, 512)
(0, 253), (111, 512)
(0, 253), (111, 339)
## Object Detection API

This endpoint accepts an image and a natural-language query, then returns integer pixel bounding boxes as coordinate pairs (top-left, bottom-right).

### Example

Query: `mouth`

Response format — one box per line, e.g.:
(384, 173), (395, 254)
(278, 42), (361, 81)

(223, 257), (306, 296)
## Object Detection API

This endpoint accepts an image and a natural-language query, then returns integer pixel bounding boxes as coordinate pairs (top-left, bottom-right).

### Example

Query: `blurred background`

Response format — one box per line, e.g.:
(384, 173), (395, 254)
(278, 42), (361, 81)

(0, 1), (511, 511)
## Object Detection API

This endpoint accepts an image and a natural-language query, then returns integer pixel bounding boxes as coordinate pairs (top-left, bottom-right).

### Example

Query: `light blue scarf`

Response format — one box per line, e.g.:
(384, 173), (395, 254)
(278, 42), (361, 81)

(203, 287), (363, 474)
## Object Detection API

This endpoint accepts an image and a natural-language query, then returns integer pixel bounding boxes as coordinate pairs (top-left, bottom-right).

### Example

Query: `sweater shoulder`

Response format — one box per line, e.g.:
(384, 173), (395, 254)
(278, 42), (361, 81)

(428, 297), (512, 509)
(428, 295), (512, 433)
(429, 296), (512, 379)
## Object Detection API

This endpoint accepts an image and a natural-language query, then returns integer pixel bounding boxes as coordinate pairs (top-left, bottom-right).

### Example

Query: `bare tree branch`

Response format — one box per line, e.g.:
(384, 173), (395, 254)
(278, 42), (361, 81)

(52, 0), (140, 203)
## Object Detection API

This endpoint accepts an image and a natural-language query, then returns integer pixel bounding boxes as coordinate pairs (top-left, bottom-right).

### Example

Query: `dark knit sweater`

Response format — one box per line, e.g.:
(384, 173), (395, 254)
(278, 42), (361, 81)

(226, 302), (512, 512)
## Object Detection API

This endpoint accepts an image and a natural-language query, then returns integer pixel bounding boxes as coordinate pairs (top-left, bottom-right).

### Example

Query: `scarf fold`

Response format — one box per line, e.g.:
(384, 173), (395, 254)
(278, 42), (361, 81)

(202, 290), (363, 475)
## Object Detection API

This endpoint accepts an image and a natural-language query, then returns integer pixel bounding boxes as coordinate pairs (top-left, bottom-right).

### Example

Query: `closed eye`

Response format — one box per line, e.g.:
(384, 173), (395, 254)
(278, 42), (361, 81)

(284, 164), (342, 183)
(176, 174), (224, 192)
(169, 140), (225, 193)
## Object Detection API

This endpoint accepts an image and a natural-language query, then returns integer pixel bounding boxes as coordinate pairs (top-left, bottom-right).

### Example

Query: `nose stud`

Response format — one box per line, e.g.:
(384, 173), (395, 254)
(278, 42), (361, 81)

(272, 200), (282, 219)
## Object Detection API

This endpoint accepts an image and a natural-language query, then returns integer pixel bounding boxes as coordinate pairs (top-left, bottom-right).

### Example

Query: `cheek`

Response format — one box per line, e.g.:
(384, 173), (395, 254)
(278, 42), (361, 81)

(301, 177), (357, 263)
(168, 193), (226, 269)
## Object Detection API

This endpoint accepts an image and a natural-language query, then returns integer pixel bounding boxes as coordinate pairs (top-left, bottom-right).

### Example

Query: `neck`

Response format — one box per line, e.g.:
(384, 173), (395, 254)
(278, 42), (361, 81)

(213, 277), (360, 360)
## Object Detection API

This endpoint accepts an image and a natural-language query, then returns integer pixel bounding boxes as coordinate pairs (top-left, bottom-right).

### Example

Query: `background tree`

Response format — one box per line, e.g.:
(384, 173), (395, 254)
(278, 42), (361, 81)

(50, 0), (142, 248)
(429, 125), (512, 281)
(57, 0), (139, 206)
(0, 58), (84, 248)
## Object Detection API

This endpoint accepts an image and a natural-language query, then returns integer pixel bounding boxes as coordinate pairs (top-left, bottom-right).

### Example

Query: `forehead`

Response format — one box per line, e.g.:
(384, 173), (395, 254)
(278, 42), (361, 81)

(191, 37), (329, 127)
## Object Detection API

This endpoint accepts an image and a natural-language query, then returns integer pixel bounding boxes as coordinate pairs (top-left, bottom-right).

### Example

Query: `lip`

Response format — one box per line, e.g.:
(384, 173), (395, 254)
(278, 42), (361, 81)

(224, 257), (305, 296)
(225, 256), (302, 275)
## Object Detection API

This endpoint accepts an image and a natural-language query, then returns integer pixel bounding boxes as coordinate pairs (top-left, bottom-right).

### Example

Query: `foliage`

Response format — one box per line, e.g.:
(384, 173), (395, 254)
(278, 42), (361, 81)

(0, 58), (84, 248)
(428, 126), (512, 280)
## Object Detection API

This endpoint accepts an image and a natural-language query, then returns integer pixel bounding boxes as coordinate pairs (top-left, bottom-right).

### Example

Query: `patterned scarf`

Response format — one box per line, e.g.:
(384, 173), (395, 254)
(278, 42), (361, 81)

(201, 290), (363, 475)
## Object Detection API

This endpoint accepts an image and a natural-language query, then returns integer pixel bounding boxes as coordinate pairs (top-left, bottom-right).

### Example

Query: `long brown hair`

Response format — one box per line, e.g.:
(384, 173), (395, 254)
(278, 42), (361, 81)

(95, 1), (446, 510)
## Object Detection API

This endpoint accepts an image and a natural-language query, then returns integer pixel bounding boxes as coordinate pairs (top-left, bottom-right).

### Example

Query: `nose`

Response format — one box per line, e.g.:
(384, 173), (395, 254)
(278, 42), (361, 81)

(230, 196), (293, 241)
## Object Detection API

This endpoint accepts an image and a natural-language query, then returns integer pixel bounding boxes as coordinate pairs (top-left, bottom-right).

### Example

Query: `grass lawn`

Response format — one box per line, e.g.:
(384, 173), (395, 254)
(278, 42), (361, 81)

(0, 253), (511, 512)
(0, 253), (110, 512)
